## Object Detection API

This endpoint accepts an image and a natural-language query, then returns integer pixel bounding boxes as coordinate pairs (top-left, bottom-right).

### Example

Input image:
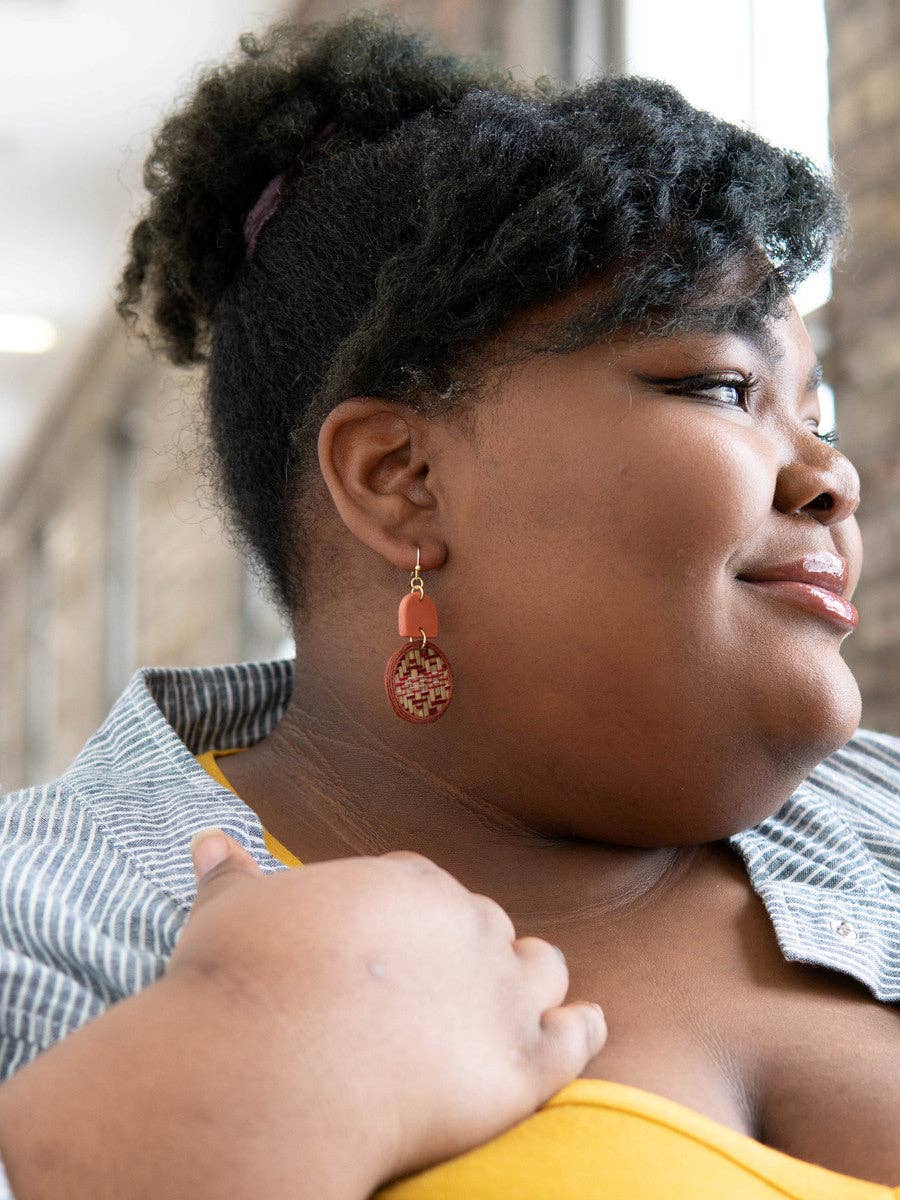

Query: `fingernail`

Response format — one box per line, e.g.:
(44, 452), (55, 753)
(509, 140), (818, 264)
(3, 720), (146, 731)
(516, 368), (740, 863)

(190, 828), (229, 878)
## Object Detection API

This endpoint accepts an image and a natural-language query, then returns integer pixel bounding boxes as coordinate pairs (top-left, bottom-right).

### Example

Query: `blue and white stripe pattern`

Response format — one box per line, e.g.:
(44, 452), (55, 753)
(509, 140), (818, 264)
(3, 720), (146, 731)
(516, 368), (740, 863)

(0, 659), (897, 1196)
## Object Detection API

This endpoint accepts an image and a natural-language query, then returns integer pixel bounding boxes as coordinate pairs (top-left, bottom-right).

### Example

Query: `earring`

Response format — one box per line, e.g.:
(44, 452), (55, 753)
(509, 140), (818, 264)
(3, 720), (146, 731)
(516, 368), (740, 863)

(384, 547), (453, 723)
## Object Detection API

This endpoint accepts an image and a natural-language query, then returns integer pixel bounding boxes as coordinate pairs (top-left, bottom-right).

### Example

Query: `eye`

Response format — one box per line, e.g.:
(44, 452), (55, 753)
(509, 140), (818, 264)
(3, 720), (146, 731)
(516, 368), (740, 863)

(690, 379), (754, 408)
(814, 427), (840, 446)
(637, 371), (760, 410)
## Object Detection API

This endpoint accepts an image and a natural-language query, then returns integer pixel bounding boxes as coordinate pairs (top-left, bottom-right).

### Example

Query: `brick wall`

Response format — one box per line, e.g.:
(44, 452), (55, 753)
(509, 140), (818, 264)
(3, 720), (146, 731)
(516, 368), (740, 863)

(824, 0), (900, 733)
(0, 327), (254, 791)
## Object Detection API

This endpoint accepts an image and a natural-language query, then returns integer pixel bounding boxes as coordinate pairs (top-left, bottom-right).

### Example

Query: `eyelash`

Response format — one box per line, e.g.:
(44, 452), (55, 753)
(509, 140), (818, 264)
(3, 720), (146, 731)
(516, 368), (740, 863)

(657, 373), (841, 446)
(675, 372), (761, 406)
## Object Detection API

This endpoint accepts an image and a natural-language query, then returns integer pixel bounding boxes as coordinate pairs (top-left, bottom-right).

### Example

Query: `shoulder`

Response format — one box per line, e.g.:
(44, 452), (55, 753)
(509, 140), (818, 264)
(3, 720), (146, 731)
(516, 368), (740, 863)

(0, 768), (193, 921)
(0, 773), (188, 1060)
(0, 663), (284, 1076)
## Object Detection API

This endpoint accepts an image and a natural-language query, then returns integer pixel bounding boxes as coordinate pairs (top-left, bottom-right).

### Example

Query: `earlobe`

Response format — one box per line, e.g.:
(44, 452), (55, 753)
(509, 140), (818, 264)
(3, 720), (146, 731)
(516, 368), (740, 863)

(316, 398), (446, 572)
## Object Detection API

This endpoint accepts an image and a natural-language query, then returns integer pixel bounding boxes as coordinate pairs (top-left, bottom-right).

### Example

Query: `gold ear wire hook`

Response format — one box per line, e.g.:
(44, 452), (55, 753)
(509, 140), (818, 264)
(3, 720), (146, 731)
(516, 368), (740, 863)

(410, 545), (424, 600)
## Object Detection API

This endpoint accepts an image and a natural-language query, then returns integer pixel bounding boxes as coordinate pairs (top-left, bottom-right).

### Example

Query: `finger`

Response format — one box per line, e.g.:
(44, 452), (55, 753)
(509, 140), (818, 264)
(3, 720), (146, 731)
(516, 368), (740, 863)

(379, 850), (441, 874)
(189, 828), (264, 903)
(513, 936), (570, 1008)
(531, 1002), (608, 1097)
(379, 851), (461, 891)
(468, 892), (517, 943)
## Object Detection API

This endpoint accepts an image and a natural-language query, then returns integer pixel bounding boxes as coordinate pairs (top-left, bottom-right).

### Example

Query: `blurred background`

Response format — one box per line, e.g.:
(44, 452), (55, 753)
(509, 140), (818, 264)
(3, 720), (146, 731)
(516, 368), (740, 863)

(0, 0), (897, 790)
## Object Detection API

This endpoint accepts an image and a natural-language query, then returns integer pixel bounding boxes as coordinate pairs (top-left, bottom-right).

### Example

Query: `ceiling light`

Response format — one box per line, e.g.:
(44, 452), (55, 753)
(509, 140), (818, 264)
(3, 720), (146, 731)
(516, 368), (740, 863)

(0, 315), (58, 354)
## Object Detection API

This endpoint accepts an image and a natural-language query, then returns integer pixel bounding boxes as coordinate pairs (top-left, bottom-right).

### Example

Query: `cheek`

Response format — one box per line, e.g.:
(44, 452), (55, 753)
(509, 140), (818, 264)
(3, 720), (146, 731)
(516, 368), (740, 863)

(454, 412), (776, 733)
(606, 421), (773, 588)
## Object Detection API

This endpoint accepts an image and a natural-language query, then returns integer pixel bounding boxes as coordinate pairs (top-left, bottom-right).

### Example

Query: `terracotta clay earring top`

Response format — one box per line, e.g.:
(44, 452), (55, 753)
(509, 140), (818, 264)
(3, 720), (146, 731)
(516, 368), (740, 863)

(398, 591), (438, 638)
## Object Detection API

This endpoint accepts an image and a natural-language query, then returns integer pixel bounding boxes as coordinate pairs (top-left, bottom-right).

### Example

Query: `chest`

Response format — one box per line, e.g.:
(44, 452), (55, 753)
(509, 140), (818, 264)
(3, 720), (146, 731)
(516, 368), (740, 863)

(556, 843), (900, 1184)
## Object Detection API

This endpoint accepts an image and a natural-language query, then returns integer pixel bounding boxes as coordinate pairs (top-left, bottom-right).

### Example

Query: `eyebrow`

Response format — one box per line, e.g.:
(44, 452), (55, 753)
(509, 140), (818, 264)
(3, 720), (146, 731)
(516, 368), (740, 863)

(633, 322), (826, 395)
(637, 292), (829, 394)
(631, 356), (825, 391)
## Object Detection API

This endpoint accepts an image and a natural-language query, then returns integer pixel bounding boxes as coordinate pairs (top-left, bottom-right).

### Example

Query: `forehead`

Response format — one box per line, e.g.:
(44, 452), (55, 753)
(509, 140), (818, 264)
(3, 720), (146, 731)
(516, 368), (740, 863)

(467, 252), (822, 417)
(495, 245), (800, 351)
(614, 295), (818, 385)
(517, 283), (815, 375)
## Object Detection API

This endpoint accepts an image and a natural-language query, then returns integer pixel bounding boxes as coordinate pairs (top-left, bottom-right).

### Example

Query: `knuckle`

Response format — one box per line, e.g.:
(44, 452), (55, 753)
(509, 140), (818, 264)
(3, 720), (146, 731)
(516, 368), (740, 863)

(516, 936), (570, 984)
(470, 892), (516, 941)
(380, 853), (466, 899)
(539, 1007), (577, 1057)
(545, 1003), (606, 1064)
(193, 861), (238, 893)
(380, 850), (440, 873)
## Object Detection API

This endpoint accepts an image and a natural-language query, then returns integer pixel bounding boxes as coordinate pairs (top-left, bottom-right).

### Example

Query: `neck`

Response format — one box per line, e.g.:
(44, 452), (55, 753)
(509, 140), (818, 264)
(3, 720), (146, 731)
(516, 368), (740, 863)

(220, 649), (700, 930)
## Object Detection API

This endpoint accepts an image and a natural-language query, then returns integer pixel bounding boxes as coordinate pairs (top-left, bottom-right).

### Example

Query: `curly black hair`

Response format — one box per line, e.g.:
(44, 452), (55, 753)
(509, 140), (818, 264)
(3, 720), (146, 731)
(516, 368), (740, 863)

(116, 7), (848, 616)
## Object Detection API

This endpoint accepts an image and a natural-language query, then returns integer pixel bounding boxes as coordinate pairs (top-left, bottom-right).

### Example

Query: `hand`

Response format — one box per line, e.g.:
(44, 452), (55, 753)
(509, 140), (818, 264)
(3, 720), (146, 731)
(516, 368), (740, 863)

(170, 832), (608, 1192)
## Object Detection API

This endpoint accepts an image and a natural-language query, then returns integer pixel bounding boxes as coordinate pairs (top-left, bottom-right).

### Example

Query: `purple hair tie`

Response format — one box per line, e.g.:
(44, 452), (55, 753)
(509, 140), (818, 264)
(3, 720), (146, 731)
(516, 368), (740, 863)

(242, 119), (339, 258)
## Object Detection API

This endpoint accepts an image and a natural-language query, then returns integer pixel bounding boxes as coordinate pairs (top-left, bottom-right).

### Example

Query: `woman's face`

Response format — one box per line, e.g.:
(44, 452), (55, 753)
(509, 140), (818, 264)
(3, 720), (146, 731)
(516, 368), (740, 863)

(436, 285), (863, 846)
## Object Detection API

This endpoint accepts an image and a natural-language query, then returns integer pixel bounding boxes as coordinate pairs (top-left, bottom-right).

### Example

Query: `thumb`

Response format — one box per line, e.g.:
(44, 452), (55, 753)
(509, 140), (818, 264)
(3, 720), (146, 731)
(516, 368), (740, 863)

(189, 827), (264, 897)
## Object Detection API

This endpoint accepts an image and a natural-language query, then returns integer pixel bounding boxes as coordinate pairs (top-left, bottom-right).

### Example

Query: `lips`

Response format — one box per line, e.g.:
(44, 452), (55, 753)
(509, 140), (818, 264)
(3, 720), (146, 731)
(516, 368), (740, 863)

(736, 553), (857, 630)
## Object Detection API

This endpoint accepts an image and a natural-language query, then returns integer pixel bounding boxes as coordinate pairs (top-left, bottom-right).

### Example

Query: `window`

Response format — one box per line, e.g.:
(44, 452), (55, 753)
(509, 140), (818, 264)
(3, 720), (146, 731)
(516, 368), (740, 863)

(565, 1), (833, 318)
(625, 0), (833, 317)
(24, 523), (54, 781)
(103, 412), (139, 708)
(564, 0), (837, 435)
(561, 0), (625, 82)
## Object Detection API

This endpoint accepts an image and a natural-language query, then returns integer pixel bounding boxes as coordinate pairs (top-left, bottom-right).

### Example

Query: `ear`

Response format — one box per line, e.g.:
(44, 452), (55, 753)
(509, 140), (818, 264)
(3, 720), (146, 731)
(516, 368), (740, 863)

(316, 399), (448, 573)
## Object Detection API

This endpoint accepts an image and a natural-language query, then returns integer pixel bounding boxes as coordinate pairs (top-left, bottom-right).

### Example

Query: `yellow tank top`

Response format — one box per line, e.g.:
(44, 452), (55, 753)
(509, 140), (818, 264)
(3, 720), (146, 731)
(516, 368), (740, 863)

(196, 749), (900, 1199)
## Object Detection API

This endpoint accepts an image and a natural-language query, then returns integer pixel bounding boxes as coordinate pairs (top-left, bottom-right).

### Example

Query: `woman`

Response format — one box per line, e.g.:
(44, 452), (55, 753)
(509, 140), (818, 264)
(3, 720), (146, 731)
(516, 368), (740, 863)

(0, 8), (897, 1198)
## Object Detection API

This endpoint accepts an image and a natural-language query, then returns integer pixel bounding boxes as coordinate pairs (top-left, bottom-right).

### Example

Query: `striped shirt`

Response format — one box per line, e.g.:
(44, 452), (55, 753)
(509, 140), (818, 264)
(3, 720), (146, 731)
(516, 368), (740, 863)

(0, 659), (898, 1195)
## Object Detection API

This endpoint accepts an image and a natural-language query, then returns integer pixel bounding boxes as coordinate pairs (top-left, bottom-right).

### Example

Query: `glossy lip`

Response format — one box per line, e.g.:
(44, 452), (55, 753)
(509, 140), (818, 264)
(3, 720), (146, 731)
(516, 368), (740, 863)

(736, 553), (850, 598)
(735, 551), (858, 631)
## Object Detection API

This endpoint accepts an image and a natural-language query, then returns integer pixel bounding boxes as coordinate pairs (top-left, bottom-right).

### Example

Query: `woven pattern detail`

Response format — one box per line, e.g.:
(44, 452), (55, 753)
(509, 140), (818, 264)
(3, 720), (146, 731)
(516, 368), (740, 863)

(384, 641), (453, 723)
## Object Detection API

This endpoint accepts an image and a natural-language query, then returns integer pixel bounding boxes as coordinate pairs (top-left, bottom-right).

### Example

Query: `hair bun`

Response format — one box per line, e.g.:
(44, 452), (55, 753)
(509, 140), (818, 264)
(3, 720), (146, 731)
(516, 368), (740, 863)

(116, 9), (497, 363)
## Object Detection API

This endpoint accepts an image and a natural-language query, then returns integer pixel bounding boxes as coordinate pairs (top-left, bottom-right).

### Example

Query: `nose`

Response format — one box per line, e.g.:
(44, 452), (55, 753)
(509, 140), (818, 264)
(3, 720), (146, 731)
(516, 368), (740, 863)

(773, 440), (861, 527)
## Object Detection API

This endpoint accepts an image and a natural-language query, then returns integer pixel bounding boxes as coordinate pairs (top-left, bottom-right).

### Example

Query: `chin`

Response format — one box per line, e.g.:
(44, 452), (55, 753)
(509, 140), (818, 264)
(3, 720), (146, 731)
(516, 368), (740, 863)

(761, 668), (863, 773)
(565, 679), (863, 846)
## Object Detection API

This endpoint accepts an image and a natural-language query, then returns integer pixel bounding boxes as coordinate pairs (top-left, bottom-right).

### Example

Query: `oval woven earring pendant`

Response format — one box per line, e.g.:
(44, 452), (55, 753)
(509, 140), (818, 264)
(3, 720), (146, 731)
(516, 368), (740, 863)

(384, 548), (453, 723)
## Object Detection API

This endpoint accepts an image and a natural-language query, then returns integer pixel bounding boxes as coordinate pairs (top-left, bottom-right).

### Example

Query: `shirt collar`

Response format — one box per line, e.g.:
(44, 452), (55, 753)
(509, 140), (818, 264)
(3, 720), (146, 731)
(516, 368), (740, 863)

(61, 659), (900, 1001)
(62, 661), (294, 905)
